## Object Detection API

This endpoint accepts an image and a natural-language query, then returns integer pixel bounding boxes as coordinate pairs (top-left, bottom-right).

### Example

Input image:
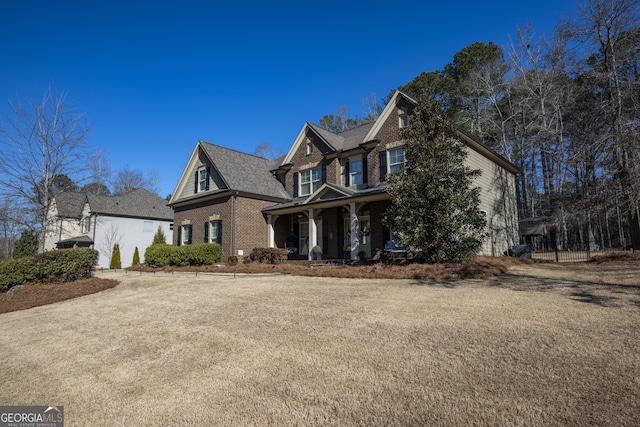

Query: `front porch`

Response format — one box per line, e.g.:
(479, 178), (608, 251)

(265, 200), (390, 261)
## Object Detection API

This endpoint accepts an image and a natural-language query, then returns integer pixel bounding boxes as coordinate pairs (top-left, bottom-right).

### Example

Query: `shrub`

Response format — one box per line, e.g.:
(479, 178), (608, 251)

(110, 243), (121, 269)
(228, 256), (239, 266)
(249, 247), (288, 264)
(0, 248), (98, 291)
(144, 244), (222, 268)
(132, 247), (140, 265)
(35, 248), (99, 283)
(144, 244), (172, 268)
(0, 258), (37, 292)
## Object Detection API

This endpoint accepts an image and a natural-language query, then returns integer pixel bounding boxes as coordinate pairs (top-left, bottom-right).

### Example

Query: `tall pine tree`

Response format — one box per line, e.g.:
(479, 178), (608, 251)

(384, 93), (486, 263)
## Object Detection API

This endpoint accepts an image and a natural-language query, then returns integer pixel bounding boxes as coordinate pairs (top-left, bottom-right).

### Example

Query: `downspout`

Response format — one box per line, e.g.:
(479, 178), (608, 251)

(231, 191), (238, 257)
(91, 214), (97, 249)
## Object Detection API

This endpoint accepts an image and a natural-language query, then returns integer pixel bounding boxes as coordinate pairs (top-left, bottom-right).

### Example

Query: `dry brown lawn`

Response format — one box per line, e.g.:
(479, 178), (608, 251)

(1, 257), (639, 426)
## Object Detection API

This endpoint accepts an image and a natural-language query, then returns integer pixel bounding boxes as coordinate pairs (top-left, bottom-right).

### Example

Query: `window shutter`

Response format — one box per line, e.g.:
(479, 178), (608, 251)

(205, 167), (211, 191)
(217, 222), (222, 244)
(362, 155), (368, 184)
(293, 172), (299, 197)
(321, 163), (327, 185)
(344, 160), (350, 186)
(379, 150), (387, 181)
(177, 226), (182, 246)
(204, 222), (209, 243)
(194, 171), (199, 194)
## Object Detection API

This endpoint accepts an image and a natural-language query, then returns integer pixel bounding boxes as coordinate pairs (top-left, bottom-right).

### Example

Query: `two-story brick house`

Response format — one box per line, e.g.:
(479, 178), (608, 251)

(169, 91), (519, 260)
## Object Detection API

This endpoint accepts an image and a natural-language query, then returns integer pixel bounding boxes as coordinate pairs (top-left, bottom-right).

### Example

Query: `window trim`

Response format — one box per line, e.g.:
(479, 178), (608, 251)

(388, 147), (405, 174)
(208, 220), (222, 244)
(349, 156), (363, 186)
(197, 167), (207, 193)
(299, 167), (321, 196)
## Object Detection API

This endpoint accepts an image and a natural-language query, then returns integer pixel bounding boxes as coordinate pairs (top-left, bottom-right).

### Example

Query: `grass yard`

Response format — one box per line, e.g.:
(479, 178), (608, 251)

(1, 260), (639, 426)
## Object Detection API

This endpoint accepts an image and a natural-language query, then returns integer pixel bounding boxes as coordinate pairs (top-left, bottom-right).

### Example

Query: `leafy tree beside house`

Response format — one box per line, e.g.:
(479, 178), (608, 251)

(384, 93), (486, 263)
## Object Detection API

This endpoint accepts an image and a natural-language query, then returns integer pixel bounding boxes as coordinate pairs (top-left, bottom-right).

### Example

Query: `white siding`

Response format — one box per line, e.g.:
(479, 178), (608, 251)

(93, 216), (173, 268)
(43, 202), (90, 252)
(464, 147), (519, 256)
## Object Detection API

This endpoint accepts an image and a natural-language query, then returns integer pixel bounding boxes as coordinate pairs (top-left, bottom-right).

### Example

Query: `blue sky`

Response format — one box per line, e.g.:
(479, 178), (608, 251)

(1, 0), (579, 198)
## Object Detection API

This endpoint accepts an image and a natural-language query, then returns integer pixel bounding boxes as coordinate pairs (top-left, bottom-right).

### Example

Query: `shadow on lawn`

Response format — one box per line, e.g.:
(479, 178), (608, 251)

(486, 272), (640, 308)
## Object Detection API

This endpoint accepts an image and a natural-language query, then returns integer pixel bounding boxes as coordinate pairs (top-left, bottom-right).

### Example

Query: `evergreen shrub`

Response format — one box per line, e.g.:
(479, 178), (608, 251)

(144, 244), (222, 268)
(0, 248), (98, 292)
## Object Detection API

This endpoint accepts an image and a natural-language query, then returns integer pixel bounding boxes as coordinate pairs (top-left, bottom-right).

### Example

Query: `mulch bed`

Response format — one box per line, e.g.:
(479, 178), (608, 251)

(0, 278), (119, 314)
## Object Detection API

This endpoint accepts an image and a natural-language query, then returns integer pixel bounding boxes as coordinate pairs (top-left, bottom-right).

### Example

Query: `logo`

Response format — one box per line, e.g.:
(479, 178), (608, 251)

(0, 406), (64, 427)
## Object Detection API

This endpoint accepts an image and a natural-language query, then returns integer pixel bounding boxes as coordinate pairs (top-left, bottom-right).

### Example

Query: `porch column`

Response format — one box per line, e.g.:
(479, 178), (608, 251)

(266, 215), (277, 248)
(308, 209), (317, 260)
(350, 202), (359, 260)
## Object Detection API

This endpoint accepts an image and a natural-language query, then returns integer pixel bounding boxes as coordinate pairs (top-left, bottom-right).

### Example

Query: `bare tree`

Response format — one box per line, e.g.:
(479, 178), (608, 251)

(570, 0), (640, 248)
(0, 86), (91, 252)
(253, 143), (284, 160)
(111, 164), (159, 195)
(98, 223), (122, 265)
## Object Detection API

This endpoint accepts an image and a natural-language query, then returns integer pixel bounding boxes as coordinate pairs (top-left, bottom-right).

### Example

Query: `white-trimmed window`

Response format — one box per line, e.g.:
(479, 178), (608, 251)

(300, 168), (321, 196)
(389, 148), (405, 174)
(181, 225), (192, 245)
(208, 220), (222, 244)
(399, 113), (408, 128)
(350, 158), (363, 185)
(82, 217), (91, 234)
(197, 167), (208, 192)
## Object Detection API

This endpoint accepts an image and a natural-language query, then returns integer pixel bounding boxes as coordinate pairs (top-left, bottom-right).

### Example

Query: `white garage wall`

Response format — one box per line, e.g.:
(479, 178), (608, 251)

(93, 216), (173, 268)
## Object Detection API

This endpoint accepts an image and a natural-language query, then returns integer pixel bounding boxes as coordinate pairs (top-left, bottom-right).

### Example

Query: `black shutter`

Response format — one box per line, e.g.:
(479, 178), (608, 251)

(204, 222), (209, 243)
(205, 167), (211, 191)
(177, 226), (182, 246)
(344, 160), (350, 186)
(217, 222), (222, 244)
(321, 163), (327, 185)
(293, 172), (299, 197)
(194, 171), (199, 194)
(379, 150), (387, 181)
(362, 155), (368, 185)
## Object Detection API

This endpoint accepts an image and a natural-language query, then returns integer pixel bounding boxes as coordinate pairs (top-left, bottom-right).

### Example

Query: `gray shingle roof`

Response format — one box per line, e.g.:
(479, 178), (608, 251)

(87, 188), (173, 220)
(200, 142), (290, 200)
(55, 189), (173, 220)
(54, 192), (87, 218)
(307, 122), (376, 152)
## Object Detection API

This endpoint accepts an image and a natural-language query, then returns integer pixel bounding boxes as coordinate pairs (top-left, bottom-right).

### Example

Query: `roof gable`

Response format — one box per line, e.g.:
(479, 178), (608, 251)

(303, 183), (354, 204)
(363, 90), (416, 143)
(170, 141), (291, 204)
(53, 192), (87, 218)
